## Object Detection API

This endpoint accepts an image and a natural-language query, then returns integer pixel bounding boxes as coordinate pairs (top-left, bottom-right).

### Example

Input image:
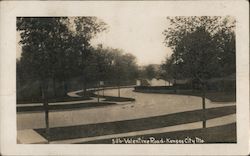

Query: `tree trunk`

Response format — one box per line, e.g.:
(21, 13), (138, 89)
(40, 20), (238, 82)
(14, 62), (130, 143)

(118, 78), (121, 98)
(222, 78), (226, 92)
(202, 82), (206, 129)
(118, 85), (120, 98)
(63, 80), (68, 97)
(174, 78), (177, 93)
(191, 79), (194, 92)
(52, 76), (56, 98)
(81, 47), (89, 97)
(97, 82), (100, 103)
(83, 78), (87, 97)
(41, 80), (50, 142)
(102, 86), (105, 97)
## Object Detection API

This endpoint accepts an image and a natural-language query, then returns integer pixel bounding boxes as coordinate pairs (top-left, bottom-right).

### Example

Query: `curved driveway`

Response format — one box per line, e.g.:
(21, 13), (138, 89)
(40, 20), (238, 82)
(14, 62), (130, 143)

(17, 87), (236, 130)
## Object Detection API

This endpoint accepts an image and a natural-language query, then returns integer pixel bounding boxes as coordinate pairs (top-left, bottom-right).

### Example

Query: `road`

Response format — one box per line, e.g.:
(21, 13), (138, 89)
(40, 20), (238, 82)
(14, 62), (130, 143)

(17, 87), (235, 130)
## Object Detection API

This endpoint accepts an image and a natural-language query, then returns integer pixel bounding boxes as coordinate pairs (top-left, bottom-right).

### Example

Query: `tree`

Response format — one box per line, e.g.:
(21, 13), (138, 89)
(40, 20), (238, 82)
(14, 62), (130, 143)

(120, 53), (139, 83)
(144, 65), (157, 81)
(48, 18), (73, 97)
(214, 24), (236, 91)
(72, 17), (107, 96)
(96, 47), (138, 97)
(162, 16), (236, 128)
(159, 62), (173, 86)
(17, 17), (70, 141)
(110, 49), (125, 97)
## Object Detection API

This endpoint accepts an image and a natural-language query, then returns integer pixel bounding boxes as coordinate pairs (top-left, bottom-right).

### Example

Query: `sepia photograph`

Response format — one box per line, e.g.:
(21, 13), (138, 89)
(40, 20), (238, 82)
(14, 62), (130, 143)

(16, 16), (236, 144)
(0, 1), (249, 155)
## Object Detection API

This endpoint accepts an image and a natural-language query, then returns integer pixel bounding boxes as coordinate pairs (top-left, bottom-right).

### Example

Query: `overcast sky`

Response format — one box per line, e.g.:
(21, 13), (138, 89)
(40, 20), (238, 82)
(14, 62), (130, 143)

(92, 16), (172, 65)
(16, 16), (172, 66)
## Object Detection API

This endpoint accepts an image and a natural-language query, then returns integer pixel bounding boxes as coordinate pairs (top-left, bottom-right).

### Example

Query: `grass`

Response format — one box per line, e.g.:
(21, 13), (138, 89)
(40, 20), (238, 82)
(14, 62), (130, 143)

(76, 87), (136, 102)
(175, 91), (235, 102)
(35, 106), (235, 141)
(134, 89), (235, 102)
(83, 123), (236, 144)
(102, 96), (135, 102)
(17, 102), (116, 112)
(201, 92), (236, 102)
(17, 96), (92, 104)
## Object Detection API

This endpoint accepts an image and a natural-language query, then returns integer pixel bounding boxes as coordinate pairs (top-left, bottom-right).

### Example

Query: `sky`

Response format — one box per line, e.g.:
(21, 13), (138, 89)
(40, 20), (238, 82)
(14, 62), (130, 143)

(16, 16), (172, 66)
(91, 16), (172, 65)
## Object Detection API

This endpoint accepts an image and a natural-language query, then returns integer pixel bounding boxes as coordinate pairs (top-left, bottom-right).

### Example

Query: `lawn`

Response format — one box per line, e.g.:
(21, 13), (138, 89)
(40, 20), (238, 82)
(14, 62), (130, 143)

(17, 102), (116, 112)
(134, 89), (235, 102)
(101, 96), (135, 102)
(17, 96), (92, 104)
(76, 87), (136, 102)
(83, 123), (236, 144)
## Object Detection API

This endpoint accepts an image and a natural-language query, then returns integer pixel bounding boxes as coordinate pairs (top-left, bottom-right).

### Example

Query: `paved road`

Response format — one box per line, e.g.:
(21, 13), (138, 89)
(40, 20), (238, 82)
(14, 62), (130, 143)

(17, 87), (235, 130)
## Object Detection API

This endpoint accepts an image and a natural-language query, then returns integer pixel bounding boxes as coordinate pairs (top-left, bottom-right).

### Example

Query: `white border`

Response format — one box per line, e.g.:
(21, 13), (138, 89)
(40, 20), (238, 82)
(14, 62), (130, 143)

(0, 1), (249, 155)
